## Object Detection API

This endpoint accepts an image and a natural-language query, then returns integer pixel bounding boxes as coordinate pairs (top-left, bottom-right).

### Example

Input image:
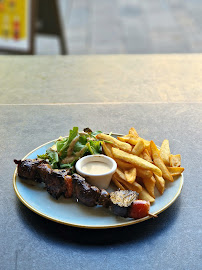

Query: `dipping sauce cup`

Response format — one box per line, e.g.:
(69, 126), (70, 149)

(75, 154), (117, 189)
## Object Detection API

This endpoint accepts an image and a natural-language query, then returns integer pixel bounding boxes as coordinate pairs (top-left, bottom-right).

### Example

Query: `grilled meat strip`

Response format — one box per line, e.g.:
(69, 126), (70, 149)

(14, 159), (72, 199)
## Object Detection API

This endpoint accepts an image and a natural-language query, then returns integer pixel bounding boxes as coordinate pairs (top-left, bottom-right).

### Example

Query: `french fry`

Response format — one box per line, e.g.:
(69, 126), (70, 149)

(147, 144), (152, 157)
(136, 168), (153, 179)
(115, 159), (152, 179)
(167, 167), (184, 176)
(169, 154), (181, 167)
(160, 139), (170, 166)
(139, 153), (143, 159)
(102, 142), (113, 158)
(128, 127), (139, 138)
(112, 147), (162, 177)
(111, 175), (125, 190)
(114, 158), (134, 170)
(117, 135), (132, 143)
(128, 137), (151, 148)
(115, 168), (139, 191)
(143, 176), (156, 198)
(131, 139), (145, 156)
(154, 173), (165, 195)
(123, 180), (142, 193)
(117, 133), (140, 143)
(114, 173), (142, 193)
(115, 168), (127, 181)
(106, 128), (183, 201)
(124, 167), (137, 184)
(140, 149), (153, 163)
(150, 141), (173, 182)
(139, 187), (155, 203)
(96, 133), (132, 152)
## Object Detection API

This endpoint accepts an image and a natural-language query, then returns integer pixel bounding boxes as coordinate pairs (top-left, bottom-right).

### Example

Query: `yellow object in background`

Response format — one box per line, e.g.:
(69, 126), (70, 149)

(0, 0), (27, 40)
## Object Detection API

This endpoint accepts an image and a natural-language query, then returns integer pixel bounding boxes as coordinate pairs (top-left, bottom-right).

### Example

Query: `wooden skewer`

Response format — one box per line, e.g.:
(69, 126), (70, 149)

(148, 213), (158, 218)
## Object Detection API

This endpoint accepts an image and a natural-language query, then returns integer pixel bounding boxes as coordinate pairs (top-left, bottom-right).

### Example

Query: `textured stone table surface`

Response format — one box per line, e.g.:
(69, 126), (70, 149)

(0, 55), (201, 270)
(0, 54), (202, 104)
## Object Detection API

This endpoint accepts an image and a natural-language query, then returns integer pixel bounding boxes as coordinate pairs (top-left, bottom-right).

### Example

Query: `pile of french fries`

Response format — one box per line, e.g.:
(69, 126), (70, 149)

(96, 128), (184, 203)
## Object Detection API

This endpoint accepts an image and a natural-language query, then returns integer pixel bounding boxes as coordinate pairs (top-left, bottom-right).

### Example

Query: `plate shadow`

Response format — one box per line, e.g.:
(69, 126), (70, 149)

(16, 197), (181, 246)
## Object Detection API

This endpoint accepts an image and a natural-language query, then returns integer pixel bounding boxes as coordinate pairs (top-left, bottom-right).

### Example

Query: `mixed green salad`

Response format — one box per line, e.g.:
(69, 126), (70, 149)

(38, 127), (104, 170)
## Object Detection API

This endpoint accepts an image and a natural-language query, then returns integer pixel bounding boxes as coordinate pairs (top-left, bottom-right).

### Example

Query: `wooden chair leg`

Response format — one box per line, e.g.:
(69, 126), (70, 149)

(53, 0), (68, 55)
(36, 0), (68, 55)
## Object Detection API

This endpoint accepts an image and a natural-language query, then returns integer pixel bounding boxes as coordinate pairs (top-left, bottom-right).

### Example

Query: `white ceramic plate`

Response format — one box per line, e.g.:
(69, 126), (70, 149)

(13, 135), (184, 229)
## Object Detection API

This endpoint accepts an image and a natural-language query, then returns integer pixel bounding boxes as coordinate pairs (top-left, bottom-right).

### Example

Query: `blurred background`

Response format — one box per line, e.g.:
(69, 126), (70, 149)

(0, 0), (202, 55)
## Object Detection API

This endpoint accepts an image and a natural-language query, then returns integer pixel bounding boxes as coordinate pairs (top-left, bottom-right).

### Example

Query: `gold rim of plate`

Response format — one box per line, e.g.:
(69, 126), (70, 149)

(13, 134), (184, 229)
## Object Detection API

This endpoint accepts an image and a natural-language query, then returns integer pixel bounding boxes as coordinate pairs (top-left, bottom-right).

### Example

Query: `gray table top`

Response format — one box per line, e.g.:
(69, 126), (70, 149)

(0, 55), (201, 270)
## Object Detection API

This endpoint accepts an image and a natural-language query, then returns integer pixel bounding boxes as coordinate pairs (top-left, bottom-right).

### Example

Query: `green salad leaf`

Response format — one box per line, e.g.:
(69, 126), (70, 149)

(73, 135), (87, 153)
(86, 141), (102, 155)
(56, 138), (68, 153)
(38, 127), (103, 170)
(58, 127), (78, 159)
(60, 159), (77, 170)
(38, 148), (59, 169)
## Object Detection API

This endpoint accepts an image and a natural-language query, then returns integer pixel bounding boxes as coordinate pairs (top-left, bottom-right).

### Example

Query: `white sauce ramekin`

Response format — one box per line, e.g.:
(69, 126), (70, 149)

(75, 154), (117, 189)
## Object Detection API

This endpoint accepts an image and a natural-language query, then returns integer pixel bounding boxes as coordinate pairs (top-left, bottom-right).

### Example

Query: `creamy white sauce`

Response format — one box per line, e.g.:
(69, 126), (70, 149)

(82, 161), (111, 175)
